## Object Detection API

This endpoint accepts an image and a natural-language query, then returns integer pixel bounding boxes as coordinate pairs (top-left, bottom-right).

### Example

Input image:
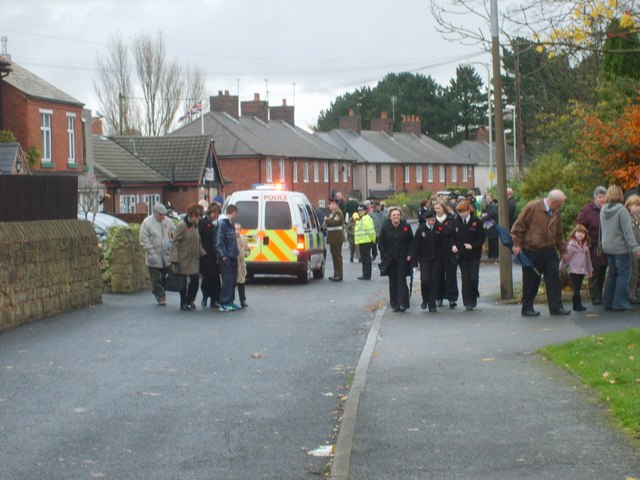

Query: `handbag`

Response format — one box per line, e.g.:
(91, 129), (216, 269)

(165, 271), (186, 292)
(378, 257), (393, 276)
(594, 225), (604, 257)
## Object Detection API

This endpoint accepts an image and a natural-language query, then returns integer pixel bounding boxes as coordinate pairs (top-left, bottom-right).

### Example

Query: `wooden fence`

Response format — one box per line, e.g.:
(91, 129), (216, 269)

(0, 176), (77, 222)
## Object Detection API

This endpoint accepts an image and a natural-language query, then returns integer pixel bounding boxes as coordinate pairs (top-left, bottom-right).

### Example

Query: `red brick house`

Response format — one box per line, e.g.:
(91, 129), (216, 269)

(93, 134), (224, 215)
(317, 111), (476, 199)
(172, 91), (355, 208)
(0, 60), (84, 175)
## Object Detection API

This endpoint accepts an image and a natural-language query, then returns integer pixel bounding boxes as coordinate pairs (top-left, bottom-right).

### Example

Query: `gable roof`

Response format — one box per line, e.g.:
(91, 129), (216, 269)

(393, 132), (474, 165)
(92, 136), (168, 184)
(109, 135), (212, 183)
(0, 142), (29, 175)
(172, 112), (354, 161)
(2, 62), (83, 107)
(452, 140), (525, 167)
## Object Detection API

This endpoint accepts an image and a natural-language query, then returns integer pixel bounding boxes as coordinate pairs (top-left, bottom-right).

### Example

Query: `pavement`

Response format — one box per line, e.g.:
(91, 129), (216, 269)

(332, 262), (640, 479)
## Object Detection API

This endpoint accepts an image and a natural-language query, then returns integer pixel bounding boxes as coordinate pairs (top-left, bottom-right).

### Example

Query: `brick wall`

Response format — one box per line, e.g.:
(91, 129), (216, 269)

(0, 220), (102, 332)
(104, 227), (150, 293)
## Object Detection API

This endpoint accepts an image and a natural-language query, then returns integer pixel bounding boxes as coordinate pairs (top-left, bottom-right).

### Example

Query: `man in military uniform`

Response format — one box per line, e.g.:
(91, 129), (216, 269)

(325, 198), (345, 281)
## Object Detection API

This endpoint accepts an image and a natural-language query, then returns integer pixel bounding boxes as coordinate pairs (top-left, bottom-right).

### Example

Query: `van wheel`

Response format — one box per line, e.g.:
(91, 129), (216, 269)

(298, 259), (312, 284)
(312, 256), (325, 279)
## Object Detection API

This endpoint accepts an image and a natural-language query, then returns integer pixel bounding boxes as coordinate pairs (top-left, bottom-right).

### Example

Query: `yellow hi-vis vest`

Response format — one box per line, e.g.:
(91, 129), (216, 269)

(354, 214), (376, 245)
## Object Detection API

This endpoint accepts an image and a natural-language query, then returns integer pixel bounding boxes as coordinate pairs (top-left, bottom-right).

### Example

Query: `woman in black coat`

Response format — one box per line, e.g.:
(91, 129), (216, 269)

(198, 202), (222, 307)
(452, 200), (486, 311)
(481, 193), (499, 259)
(378, 207), (414, 312)
(433, 199), (459, 309)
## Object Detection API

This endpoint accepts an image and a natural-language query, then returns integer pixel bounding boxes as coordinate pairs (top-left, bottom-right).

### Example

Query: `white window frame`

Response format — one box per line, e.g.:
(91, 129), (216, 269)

(333, 162), (339, 182)
(279, 158), (286, 182)
(451, 165), (457, 183)
(416, 165), (423, 183)
(266, 157), (273, 183)
(462, 165), (468, 182)
(293, 160), (298, 183)
(40, 109), (53, 164)
(342, 162), (348, 182)
(66, 113), (76, 165)
(404, 165), (410, 183)
(313, 160), (319, 183)
(439, 165), (445, 183)
(303, 160), (309, 183)
(323, 161), (329, 183)
(427, 165), (433, 183)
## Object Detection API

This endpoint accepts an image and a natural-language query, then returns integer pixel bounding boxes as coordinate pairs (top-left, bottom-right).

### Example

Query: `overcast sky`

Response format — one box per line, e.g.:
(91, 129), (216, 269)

(3, 0), (492, 132)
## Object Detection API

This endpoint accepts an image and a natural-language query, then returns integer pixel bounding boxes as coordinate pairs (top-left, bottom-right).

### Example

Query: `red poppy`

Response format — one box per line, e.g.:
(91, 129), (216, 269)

(403, 226), (408, 231)
(471, 222), (477, 227)
(437, 226), (443, 231)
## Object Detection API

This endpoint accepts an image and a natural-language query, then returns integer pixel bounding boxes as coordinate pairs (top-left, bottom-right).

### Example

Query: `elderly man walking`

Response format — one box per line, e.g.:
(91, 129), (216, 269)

(139, 203), (176, 306)
(511, 189), (571, 317)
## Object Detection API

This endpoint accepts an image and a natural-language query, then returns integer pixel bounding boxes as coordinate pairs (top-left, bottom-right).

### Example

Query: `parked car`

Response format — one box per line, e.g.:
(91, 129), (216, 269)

(78, 212), (128, 242)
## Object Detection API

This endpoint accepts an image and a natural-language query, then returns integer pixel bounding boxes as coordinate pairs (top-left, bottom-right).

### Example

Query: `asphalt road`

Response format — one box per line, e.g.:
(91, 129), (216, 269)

(0, 256), (384, 480)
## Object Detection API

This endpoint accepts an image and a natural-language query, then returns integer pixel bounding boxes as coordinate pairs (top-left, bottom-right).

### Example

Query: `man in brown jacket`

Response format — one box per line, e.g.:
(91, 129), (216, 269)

(325, 198), (344, 281)
(511, 189), (571, 317)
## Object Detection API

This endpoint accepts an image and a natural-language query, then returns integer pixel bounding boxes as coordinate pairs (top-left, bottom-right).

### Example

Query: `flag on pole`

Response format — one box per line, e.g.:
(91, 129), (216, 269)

(179, 102), (203, 122)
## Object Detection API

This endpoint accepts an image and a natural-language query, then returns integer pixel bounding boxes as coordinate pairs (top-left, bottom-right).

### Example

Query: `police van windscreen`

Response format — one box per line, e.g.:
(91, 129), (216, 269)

(234, 201), (258, 229)
(265, 201), (292, 229)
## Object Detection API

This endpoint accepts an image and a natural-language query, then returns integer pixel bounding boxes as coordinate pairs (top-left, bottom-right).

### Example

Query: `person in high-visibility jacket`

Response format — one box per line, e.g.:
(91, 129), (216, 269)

(354, 204), (376, 279)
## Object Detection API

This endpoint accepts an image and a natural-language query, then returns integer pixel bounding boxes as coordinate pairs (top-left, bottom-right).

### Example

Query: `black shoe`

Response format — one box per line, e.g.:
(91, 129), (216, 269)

(180, 305), (192, 311)
(436, 299), (444, 307)
(399, 307), (407, 312)
(392, 306), (401, 312)
(521, 309), (540, 317)
(357, 276), (371, 280)
(592, 299), (602, 305)
(329, 276), (343, 282)
(550, 308), (571, 316)
(350, 257), (354, 263)
(420, 302), (427, 311)
(201, 297), (208, 308)
(449, 301), (457, 309)
(573, 305), (586, 311)
(465, 305), (474, 311)
(241, 301), (248, 308)
(429, 307), (437, 313)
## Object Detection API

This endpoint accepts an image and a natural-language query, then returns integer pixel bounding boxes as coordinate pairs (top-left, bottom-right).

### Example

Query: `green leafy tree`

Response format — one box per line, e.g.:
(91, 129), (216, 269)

(445, 66), (486, 143)
(0, 130), (17, 143)
(602, 16), (640, 80)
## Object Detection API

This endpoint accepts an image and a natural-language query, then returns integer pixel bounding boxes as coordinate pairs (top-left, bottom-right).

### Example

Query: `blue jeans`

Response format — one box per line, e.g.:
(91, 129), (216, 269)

(603, 253), (632, 310)
(218, 257), (238, 305)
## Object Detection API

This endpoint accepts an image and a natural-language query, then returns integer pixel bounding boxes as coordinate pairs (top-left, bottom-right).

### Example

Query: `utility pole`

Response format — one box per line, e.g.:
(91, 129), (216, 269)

(491, 0), (514, 299)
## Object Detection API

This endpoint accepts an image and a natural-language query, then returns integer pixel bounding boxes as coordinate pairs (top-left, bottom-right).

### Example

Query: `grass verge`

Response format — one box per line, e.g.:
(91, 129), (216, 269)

(540, 328), (640, 442)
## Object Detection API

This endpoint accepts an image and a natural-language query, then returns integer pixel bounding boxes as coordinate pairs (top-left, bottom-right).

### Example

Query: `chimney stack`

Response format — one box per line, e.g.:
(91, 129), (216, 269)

(339, 108), (361, 134)
(371, 111), (394, 135)
(270, 98), (295, 125)
(91, 117), (103, 135)
(401, 115), (422, 137)
(241, 93), (269, 122)
(475, 127), (489, 143)
(210, 90), (239, 118)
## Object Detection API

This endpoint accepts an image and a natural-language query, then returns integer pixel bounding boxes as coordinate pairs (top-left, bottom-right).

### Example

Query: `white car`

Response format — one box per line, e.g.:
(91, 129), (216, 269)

(78, 212), (128, 242)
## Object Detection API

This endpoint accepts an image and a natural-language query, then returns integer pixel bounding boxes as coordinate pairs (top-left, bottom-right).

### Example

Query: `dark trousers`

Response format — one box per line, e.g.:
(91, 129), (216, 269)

(179, 274), (200, 308)
(200, 269), (221, 305)
(570, 273), (585, 308)
(372, 241), (378, 260)
(359, 242), (373, 278)
(387, 258), (410, 309)
(588, 262), (607, 303)
(148, 266), (169, 302)
(329, 242), (343, 278)
(521, 248), (564, 313)
(419, 259), (442, 308)
(219, 257), (238, 305)
(459, 256), (480, 307)
(437, 256), (459, 302)
(487, 236), (499, 259)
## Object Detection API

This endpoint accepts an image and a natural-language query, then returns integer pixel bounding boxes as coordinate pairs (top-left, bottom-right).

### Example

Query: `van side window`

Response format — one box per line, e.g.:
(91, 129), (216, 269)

(265, 201), (292, 229)
(298, 205), (312, 231)
(304, 204), (318, 230)
(235, 201), (259, 229)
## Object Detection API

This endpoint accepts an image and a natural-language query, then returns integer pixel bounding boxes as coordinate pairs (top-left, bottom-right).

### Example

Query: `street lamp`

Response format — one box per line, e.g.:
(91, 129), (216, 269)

(461, 61), (492, 188)
(505, 104), (516, 173)
(15, 156), (22, 174)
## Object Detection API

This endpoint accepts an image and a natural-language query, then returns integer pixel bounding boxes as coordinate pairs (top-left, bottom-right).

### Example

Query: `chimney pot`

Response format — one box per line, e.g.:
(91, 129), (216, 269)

(254, 93), (260, 101)
(218, 90), (223, 95)
(282, 98), (287, 106)
(224, 90), (229, 95)
(381, 111), (388, 119)
(348, 108), (354, 117)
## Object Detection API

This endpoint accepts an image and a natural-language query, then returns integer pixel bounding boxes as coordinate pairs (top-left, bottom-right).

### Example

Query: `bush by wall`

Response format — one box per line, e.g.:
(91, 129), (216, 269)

(101, 224), (150, 293)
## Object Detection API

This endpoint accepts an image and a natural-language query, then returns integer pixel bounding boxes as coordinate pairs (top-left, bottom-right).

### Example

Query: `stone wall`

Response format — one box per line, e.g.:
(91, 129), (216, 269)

(0, 220), (102, 332)
(106, 227), (150, 293)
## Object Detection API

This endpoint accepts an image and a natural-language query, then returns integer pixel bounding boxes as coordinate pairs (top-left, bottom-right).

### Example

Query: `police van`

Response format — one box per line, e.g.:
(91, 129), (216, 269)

(223, 185), (326, 283)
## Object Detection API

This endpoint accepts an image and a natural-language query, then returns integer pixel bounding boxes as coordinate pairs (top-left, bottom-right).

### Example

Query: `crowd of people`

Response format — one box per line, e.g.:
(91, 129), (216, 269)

(138, 182), (640, 317)
(139, 201), (249, 312)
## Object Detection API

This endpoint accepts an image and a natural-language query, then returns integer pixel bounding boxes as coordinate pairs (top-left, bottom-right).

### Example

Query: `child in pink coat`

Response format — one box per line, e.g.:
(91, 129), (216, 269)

(560, 224), (593, 311)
